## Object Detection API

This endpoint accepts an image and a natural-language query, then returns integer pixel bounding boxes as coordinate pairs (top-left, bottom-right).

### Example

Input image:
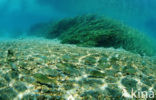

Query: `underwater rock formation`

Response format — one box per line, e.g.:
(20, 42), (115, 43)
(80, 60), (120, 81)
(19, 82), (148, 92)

(30, 15), (156, 56)
(0, 38), (155, 99)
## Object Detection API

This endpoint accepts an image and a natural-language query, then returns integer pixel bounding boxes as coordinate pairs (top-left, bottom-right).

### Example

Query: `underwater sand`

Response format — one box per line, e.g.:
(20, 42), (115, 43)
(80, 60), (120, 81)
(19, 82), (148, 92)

(0, 37), (156, 100)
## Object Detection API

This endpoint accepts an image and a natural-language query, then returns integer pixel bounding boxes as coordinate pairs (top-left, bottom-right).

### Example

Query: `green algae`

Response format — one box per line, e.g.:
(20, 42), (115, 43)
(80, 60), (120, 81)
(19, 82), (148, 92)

(0, 78), (7, 88)
(39, 67), (60, 77)
(78, 78), (103, 87)
(0, 38), (156, 100)
(13, 82), (27, 92)
(29, 15), (156, 56)
(122, 66), (137, 76)
(105, 76), (117, 83)
(141, 76), (155, 86)
(80, 90), (105, 100)
(0, 87), (17, 100)
(121, 77), (137, 93)
(33, 73), (56, 83)
(22, 76), (35, 83)
(22, 94), (37, 100)
(98, 63), (111, 70)
(89, 69), (105, 78)
(62, 80), (75, 90)
(83, 56), (97, 65)
(106, 85), (122, 99)
(105, 69), (118, 77)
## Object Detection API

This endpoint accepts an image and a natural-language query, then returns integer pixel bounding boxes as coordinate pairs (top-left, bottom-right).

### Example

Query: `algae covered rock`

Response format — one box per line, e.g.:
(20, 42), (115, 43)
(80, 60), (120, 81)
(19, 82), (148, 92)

(13, 81), (27, 92)
(0, 87), (17, 100)
(0, 38), (156, 100)
(83, 56), (97, 66)
(122, 66), (137, 76)
(33, 73), (56, 84)
(121, 76), (137, 92)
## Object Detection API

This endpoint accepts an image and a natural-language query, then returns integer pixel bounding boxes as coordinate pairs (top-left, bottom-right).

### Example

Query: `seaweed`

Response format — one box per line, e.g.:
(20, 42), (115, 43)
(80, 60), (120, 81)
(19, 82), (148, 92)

(30, 15), (156, 56)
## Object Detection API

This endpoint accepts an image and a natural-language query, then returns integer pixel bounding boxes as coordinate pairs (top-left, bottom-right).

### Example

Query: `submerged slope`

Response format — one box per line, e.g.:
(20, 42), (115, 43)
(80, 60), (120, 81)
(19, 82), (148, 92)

(30, 15), (156, 56)
(0, 38), (156, 99)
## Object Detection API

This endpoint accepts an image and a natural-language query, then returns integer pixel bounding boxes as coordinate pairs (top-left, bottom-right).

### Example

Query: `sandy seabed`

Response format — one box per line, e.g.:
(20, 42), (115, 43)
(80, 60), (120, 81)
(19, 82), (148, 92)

(0, 37), (156, 100)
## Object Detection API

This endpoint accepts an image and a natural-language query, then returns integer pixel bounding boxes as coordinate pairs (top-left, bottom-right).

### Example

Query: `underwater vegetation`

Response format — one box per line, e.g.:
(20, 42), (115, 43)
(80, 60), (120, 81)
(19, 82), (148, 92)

(30, 15), (156, 56)
(0, 0), (156, 99)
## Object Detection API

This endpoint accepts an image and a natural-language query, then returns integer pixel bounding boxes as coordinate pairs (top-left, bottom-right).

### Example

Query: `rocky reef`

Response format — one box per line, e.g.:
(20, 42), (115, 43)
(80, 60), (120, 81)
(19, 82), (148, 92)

(0, 38), (156, 100)
(30, 15), (156, 56)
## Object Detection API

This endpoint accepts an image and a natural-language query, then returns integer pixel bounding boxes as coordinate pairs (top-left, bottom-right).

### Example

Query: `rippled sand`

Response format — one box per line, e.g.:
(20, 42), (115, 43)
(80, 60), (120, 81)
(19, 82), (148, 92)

(0, 37), (156, 100)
